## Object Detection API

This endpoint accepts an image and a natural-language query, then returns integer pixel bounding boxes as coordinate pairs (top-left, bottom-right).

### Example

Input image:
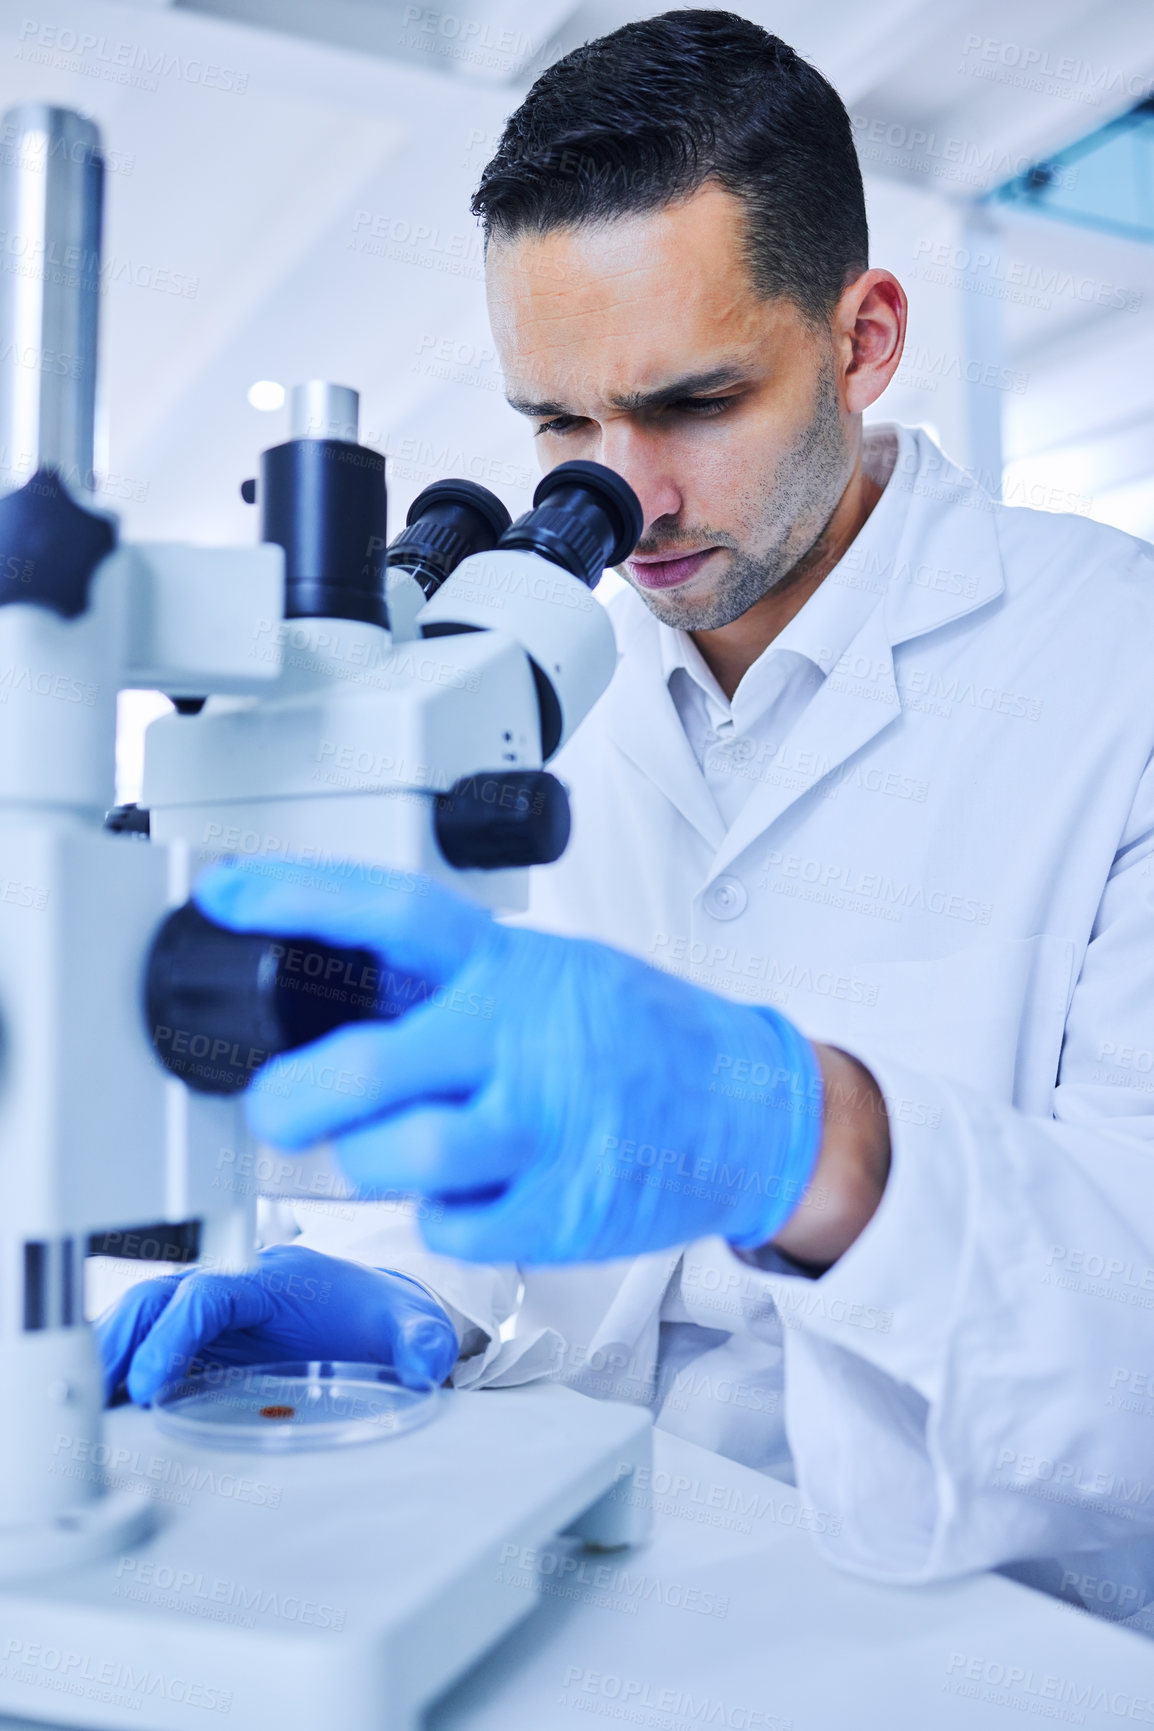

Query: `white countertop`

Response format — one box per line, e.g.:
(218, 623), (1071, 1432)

(431, 1426), (1154, 1731)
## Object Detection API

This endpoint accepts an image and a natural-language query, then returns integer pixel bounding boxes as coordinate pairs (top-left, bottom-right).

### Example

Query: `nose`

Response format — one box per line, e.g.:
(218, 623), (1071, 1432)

(595, 426), (683, 544)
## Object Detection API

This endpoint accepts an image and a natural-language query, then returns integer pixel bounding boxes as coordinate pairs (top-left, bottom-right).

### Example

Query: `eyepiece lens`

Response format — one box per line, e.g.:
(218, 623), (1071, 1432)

(498, 460), (643, 587)
(386, 478), (512, 598)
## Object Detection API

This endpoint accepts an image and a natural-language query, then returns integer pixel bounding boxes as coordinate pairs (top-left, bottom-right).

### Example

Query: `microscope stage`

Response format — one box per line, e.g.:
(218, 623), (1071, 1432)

(0, 1383), (652, 1731)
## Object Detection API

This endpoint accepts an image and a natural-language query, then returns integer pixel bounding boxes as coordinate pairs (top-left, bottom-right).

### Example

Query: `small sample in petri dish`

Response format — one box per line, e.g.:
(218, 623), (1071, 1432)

(154, 1362), (440, 1452)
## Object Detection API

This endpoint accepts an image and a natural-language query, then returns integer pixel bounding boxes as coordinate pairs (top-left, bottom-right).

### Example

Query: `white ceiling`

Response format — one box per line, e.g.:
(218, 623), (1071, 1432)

(0, 0), (1151, 557)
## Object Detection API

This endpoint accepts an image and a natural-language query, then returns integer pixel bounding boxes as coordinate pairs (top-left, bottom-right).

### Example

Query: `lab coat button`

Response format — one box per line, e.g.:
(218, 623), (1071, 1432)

(703, 876), (747, 920)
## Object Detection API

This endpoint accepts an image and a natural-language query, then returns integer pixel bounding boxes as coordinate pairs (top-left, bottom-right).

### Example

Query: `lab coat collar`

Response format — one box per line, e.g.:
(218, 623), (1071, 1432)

(598, 597), (730, 851)
(876, 423), (1006, 646)
(599, 424), (1007, 870)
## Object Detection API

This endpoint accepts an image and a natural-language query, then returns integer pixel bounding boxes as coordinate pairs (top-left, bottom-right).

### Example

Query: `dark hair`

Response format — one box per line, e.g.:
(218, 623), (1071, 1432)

(472, 10), (867, 324)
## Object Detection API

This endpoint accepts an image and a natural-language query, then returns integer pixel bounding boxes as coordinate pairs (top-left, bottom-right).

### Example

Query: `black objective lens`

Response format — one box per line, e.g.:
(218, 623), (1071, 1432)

(259, 438), (388, 629)
(498, 460), (643, 587)
(386, 479), (511, 599)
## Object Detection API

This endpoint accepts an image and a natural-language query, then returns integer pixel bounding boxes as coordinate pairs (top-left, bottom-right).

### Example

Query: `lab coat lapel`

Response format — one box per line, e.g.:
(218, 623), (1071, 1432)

(707, 600), (900, 881)
(598, 598), (728, 851)
(706, 436), (1008, 881)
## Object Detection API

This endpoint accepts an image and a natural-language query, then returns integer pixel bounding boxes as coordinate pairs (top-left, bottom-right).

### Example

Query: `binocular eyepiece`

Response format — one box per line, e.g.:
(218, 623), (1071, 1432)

(249, 380), (644, 628)
(147, 442), (645, 1096)
(499, 460), (642, 587)
(385, 479), (512, 599)
(388, 459), (643, 600)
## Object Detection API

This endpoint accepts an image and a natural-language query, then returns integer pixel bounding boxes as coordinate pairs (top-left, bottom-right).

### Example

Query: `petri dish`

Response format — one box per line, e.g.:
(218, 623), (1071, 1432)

(154, 1361), (441, 1452)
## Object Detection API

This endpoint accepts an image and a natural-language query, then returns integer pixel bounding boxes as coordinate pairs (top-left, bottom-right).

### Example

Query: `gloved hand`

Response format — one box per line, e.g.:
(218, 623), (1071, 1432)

(97, 1243), (459, 1406)
(194, 862), (823, 1267)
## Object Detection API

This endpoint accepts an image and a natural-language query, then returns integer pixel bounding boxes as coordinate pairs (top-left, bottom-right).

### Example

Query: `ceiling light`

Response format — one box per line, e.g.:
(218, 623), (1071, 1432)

(247, 380), (285, 411)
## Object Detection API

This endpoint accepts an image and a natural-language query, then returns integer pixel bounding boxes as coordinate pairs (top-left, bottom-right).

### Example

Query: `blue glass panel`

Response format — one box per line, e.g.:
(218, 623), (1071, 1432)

(991, 100), (1154, 244)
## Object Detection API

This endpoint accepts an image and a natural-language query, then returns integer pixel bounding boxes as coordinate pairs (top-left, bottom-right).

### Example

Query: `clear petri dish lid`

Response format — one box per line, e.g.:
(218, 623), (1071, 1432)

(153, 1361), (441, 1452)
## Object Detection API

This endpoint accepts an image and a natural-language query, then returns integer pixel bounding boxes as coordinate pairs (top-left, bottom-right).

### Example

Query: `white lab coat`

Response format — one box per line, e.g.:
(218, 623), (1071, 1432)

(294, 425), (1154, 1625)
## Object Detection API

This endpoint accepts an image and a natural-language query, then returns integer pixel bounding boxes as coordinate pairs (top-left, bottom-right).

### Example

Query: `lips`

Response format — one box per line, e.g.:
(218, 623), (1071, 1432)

(625, 548), (719, 591)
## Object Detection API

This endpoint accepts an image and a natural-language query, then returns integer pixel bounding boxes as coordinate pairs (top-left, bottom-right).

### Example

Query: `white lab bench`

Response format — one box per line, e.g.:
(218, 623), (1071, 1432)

(0, 1395), (1150, 1731)
(430, 1425), (1154, 1731)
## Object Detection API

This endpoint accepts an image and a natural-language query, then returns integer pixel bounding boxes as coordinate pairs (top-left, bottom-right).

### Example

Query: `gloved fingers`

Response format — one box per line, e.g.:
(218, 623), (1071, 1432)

(333, 1098), (529, 1199)
(418, 1194), (529, 1265)
(417, 1162), (580, 1264)
(244, 1005), (495, 1150)
(124, 1269), (278, 1406)
(194, 860), (492, 989)
(95, 1272), (187, 1403)
(374, 1275), (459, 1387)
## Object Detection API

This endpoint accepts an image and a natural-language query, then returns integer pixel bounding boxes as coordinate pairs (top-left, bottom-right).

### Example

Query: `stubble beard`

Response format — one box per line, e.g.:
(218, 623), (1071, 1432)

(624, 363), (850, 632)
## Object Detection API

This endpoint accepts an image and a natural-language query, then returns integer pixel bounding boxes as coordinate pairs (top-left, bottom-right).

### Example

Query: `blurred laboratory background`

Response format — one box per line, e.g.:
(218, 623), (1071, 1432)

(0, 0), (1150, 789)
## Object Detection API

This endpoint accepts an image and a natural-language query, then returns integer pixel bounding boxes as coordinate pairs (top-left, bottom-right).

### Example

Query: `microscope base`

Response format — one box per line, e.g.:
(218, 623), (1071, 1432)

(0, 1491), (154, 1586)
(0, 1382), (652, 1731)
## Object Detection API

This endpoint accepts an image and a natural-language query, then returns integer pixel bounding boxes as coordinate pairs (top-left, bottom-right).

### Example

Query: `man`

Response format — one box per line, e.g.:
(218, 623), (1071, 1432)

(103, 13), (1154, 1626)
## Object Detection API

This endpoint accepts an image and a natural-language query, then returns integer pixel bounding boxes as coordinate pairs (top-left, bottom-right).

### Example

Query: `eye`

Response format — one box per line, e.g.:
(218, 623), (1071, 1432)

(669, 395), (738, 417)
(534, 415), (584, 438)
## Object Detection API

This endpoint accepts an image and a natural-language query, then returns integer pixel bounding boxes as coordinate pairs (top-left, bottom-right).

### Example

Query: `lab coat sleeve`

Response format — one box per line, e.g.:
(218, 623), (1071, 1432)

(723, 763), (1154, 1582)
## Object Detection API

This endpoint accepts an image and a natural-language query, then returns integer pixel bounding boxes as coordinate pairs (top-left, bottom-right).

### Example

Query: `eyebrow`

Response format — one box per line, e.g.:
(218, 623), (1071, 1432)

(506, 365), (749, 419)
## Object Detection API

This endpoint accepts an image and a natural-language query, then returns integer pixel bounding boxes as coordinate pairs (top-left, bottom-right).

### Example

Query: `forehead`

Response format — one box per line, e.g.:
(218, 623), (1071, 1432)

(486, 183), (787, 409)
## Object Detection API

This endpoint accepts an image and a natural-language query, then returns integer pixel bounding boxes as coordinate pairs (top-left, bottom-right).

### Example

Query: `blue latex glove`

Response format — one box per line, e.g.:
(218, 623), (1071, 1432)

(97, 1243), (459, 1406)
(194, 862), (823, 1266)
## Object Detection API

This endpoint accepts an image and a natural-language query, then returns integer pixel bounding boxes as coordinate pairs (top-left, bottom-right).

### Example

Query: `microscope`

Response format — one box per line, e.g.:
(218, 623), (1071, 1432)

(0, 104), (652, 1730)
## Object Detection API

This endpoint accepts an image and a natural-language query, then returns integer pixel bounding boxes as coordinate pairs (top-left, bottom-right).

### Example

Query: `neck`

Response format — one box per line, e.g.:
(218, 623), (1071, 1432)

(690, 452), (883, 701)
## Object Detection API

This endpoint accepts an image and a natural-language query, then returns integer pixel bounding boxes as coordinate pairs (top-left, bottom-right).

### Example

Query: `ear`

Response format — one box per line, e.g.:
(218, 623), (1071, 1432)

(833, 269), (907, 415)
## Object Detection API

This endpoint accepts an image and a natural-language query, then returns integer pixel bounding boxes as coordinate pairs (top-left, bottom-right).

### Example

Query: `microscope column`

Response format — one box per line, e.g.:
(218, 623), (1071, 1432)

(0, 105), (160, 1570)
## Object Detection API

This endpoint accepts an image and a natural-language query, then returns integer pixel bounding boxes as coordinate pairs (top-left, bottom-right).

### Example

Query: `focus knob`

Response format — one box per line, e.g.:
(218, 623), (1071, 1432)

(144, 902), (385, 1095)
(434, 771), (571, 869)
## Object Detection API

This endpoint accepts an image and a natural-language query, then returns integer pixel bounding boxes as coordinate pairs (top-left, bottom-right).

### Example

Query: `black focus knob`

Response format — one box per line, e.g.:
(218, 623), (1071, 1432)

(0, 466), (116, 620)
(144, 902), (385, 1095)
(104, 802), (150, 838)
(434, 771), (571, 869)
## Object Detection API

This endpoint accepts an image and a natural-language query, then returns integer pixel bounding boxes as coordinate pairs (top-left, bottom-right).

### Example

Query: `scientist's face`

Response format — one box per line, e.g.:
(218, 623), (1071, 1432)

(487, 181), (893, 630)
